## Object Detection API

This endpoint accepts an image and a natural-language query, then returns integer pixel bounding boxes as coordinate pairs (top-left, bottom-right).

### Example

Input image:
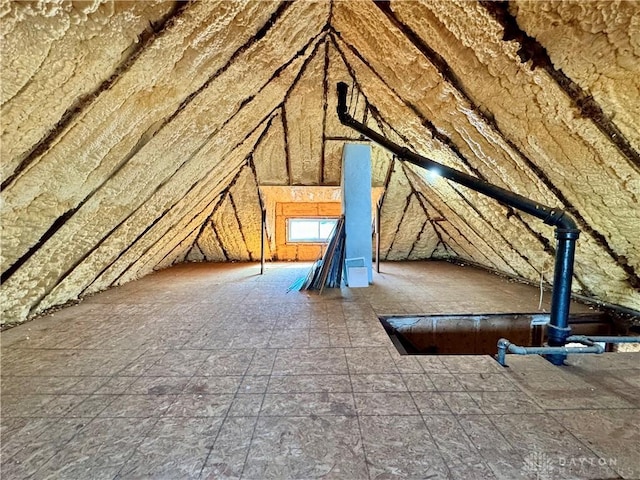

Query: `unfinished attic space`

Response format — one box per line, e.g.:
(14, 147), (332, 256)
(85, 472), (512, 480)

(1, 1), (640, 479)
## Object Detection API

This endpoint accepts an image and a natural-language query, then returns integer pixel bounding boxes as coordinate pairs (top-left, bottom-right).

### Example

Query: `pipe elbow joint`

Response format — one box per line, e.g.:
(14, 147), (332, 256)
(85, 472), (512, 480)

(497, 338), (511, 349)
(546, 210), (579, 238)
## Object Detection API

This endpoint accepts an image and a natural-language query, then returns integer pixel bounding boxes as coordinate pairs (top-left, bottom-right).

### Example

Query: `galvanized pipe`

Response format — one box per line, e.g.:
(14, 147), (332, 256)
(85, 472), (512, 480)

(496, 337), (603, 366)
(497, 335), (640, 367)
(574, 335), (640, 344)
(337, 82), (580, 363)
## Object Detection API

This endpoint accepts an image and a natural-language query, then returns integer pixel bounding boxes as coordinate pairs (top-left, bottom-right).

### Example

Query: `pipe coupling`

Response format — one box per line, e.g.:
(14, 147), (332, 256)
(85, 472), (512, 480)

(555, 228), (580, 240)
(547, 324), (571, 342)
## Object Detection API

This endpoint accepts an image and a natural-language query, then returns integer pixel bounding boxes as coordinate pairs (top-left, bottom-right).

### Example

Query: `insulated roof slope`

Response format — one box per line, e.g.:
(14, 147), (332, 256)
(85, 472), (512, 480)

(1, 0), (638, 325)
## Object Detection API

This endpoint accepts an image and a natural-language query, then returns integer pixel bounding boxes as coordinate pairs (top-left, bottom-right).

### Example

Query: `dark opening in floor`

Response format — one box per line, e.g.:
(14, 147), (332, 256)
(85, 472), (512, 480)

(379, 312), (617, 355)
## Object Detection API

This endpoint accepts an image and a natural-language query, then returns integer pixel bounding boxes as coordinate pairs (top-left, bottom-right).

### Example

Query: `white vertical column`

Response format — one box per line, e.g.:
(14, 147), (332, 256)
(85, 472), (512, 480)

(342, 143), (373, 283)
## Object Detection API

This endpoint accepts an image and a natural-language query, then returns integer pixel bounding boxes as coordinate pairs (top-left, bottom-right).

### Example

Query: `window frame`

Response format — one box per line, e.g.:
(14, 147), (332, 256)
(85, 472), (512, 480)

(286, 217), (339, 244)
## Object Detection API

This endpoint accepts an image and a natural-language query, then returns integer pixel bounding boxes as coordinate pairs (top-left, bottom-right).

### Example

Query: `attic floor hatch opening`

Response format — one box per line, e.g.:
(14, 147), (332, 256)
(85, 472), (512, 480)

(379, 312), (634, 356)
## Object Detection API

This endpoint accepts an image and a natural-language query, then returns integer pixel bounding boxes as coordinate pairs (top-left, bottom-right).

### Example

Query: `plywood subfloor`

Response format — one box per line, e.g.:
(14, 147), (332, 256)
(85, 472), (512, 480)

(1, 261), (638, 479)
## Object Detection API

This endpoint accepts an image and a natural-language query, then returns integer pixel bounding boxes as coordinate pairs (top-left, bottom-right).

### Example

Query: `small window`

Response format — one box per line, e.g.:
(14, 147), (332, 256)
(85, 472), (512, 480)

(287, 218), (338, 243)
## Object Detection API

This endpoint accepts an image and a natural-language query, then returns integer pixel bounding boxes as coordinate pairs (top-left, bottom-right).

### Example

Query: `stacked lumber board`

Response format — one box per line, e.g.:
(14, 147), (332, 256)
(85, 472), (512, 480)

(292, 216), (346, 292)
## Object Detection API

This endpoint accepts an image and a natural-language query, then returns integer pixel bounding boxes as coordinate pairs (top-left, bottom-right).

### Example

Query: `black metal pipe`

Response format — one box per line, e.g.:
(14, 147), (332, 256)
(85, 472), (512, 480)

(337, 84), (577, 231)
(546, 228), (579, 364)
(337, 82), (580, 362)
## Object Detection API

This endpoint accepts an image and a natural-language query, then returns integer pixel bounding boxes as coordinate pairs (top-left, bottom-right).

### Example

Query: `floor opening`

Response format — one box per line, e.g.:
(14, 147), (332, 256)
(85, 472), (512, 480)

(379, 312), (628, 356)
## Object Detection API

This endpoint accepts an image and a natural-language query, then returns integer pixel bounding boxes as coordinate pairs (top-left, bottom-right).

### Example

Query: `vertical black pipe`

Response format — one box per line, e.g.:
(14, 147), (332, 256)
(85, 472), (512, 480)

(336, 82), (581, 362)
(545, 228), (579, 364)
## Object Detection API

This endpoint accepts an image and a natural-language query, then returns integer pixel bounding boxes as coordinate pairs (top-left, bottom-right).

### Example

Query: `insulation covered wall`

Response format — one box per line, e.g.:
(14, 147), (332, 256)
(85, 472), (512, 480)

(1, 0), (638, 325)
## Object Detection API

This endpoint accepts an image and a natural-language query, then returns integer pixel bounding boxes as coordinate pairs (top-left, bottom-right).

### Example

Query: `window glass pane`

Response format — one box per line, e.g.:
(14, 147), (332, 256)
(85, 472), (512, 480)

(289, 220), (319, 241)
(319, 220), (337, 239)
(288, 218), (338, 242)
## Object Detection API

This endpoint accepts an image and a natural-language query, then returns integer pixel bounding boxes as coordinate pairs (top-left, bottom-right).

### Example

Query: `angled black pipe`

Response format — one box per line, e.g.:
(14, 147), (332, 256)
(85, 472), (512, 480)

(336, 82), (580, 364)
